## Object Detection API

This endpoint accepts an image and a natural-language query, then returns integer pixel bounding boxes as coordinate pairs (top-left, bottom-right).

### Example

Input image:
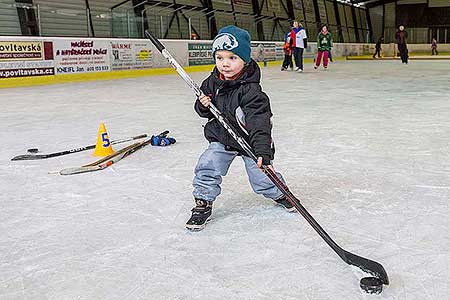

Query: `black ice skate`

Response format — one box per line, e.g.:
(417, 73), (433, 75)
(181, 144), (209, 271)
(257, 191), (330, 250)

(186, 199), (213, 231)
(274, 196), (297, 212)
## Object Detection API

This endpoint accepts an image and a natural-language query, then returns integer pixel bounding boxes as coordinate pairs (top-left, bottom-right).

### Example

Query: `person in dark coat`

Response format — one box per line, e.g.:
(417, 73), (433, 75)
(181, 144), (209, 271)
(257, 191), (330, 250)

(395, 25), (409, 64)
(186, 25), (294, 231)
(373, 36), (384, 58)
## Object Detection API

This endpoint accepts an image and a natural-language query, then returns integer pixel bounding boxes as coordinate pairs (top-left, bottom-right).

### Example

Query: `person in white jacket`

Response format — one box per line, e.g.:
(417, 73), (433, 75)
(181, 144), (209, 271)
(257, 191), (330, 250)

(289, 21), (308, 72)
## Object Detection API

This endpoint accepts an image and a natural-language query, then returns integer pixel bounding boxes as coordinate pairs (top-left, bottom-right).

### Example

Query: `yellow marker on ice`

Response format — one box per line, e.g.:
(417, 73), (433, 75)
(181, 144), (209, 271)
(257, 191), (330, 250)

(93, 123), (114, 156)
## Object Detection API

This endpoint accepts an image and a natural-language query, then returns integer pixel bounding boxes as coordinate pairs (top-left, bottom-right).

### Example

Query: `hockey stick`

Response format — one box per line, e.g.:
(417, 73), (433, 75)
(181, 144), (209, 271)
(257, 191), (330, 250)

(59, 141), (142, 175)
(145, 30), (389, 287)
(58, 130), (169, 175)
(11, 134), (148, 161)
(82, 131), (168, 167)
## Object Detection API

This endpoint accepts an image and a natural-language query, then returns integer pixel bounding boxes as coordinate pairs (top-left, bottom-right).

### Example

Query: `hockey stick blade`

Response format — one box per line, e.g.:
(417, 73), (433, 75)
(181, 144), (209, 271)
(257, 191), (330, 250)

(344, 250), (389, 285)
(11, 134), (147, 161)
(264, 167), (389, 284)
(59, 164), (109, 175)
(146, 30), (389, 287)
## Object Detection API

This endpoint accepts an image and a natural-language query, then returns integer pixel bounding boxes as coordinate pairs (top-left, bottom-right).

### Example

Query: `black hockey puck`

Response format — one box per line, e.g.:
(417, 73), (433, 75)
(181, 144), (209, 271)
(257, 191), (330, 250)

(360, 277), (383, 294)
(27, 148), (39, 153)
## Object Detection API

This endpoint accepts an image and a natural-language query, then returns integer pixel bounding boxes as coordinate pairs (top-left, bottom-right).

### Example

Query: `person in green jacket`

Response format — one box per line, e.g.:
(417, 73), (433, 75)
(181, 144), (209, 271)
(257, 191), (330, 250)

(314, 25), (333, 69)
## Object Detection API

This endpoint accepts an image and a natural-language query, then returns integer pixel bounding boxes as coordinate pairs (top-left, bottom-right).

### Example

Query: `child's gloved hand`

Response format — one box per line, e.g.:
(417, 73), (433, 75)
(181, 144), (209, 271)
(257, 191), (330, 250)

(151, 135), (176, 146)
(198, 94), (211, 107)
(257, 156), (274, 171)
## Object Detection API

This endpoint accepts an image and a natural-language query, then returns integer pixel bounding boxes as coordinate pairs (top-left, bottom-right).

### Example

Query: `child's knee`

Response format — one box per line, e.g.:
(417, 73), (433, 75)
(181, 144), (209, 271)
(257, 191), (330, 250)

(193, 170), (223, 201)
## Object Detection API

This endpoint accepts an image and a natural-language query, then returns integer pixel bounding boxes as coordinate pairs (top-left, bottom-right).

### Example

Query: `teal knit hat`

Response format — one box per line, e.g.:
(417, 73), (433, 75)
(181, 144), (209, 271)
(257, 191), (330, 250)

(212, 25), (251, 63)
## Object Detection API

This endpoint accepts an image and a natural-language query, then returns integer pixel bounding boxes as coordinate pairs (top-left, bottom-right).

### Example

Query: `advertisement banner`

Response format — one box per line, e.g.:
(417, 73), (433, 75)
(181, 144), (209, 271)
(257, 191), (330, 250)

(304, 44), (317, 58)
(53, 39), (110, 74)
(251, 43), (282, 62)
(362, 44), (372, 55)
(110, 41), (153, 70)
(188, 43), (214, 66)
(0, 67), (54, 78)
(0, 41), (44, 61)
(275, 43), (284, 60)
(0, 41), (55, 78)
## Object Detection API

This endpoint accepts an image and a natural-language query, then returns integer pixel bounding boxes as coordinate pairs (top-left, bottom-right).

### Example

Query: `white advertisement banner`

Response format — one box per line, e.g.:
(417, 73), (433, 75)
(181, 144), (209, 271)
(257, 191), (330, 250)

(110, 41), (153, 70)
(0, 41), (55, 78)
(251, 42), (285, 62)
(53, 39), (110, 74)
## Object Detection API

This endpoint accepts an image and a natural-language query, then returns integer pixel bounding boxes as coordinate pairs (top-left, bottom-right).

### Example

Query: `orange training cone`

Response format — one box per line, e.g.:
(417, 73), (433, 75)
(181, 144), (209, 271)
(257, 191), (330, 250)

(93, 123), (114, 156)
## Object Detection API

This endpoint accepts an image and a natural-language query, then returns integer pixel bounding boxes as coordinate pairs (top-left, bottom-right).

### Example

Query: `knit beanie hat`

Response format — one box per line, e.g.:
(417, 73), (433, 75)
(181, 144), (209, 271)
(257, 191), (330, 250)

(212, 25), (251, 63)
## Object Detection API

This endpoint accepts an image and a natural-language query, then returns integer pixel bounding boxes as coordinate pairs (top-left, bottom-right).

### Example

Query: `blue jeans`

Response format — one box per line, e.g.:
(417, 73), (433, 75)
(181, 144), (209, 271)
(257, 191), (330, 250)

(193, 142), (286, 202)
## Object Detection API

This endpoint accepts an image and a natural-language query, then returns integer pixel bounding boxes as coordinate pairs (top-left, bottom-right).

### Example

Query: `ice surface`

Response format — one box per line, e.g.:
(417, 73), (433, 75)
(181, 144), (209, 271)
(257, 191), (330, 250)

(1, 60), (449, 299)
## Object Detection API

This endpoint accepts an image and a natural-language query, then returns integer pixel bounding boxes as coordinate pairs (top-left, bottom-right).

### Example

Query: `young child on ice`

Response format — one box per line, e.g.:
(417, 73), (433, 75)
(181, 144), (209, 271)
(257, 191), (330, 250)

(186, 25), (295, 231)
(281, 30), (293, 71)
(314, 25), (333, 70)
(373, 36), (384, 58)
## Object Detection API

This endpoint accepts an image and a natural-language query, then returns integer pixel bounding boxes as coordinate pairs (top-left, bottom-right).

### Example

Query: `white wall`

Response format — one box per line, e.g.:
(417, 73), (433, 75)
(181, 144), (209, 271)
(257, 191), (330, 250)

(1, 35), (449, 80)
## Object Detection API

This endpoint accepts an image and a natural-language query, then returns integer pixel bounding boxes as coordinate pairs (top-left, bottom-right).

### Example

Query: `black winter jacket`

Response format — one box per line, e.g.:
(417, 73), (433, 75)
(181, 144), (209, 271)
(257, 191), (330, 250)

(395, 30), (408, 45)
(194, 60), (274, 163)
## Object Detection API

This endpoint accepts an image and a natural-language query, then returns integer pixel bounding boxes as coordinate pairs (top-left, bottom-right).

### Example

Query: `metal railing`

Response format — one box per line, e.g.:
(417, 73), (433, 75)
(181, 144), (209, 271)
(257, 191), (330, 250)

(110, 1), (289, 41)
(0, 0), (437, 44)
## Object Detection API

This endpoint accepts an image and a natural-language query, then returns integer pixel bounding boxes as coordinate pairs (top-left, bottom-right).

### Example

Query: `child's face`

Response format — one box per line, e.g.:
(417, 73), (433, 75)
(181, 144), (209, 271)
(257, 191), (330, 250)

(215, 50), (245, 80)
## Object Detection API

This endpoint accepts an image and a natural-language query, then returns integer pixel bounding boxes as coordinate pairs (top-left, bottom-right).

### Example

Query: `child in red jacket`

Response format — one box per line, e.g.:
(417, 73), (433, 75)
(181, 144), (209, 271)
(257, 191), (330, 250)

(281, 31), (293, 71)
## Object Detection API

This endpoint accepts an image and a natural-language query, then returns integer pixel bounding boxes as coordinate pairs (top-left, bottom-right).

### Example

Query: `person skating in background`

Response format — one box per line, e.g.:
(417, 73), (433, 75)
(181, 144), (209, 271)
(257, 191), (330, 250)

(373, 36), (384, 58)
(395, 25), (409, 64)
(290, 21), (308, 72)
(314, 25), (333, 70)
(186, 25), (294, 231)
(431, 38), (438, 55)
(281, 30), (293, 71)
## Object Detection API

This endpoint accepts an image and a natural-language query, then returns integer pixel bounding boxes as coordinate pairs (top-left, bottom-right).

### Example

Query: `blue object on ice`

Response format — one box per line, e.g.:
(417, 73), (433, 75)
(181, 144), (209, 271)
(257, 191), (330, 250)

(151, 135), (176, 146)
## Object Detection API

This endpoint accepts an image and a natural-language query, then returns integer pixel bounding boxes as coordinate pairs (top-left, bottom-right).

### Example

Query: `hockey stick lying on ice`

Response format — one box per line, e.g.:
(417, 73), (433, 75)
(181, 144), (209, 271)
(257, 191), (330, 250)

(57, 130), (169, 175)
(145, 30), (389, 291)
(11, 134), (148, 161)
(58, 141), (142, 175)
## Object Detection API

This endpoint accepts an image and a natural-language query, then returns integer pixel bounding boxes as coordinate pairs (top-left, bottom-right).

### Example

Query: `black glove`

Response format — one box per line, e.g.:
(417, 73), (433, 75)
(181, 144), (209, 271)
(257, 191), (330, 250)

(259, 155), (271, 166)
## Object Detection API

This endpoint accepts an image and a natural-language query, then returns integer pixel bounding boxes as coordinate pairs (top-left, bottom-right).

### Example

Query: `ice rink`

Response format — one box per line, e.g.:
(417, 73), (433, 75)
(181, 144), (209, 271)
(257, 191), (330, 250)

(1, 60), (449, 299)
